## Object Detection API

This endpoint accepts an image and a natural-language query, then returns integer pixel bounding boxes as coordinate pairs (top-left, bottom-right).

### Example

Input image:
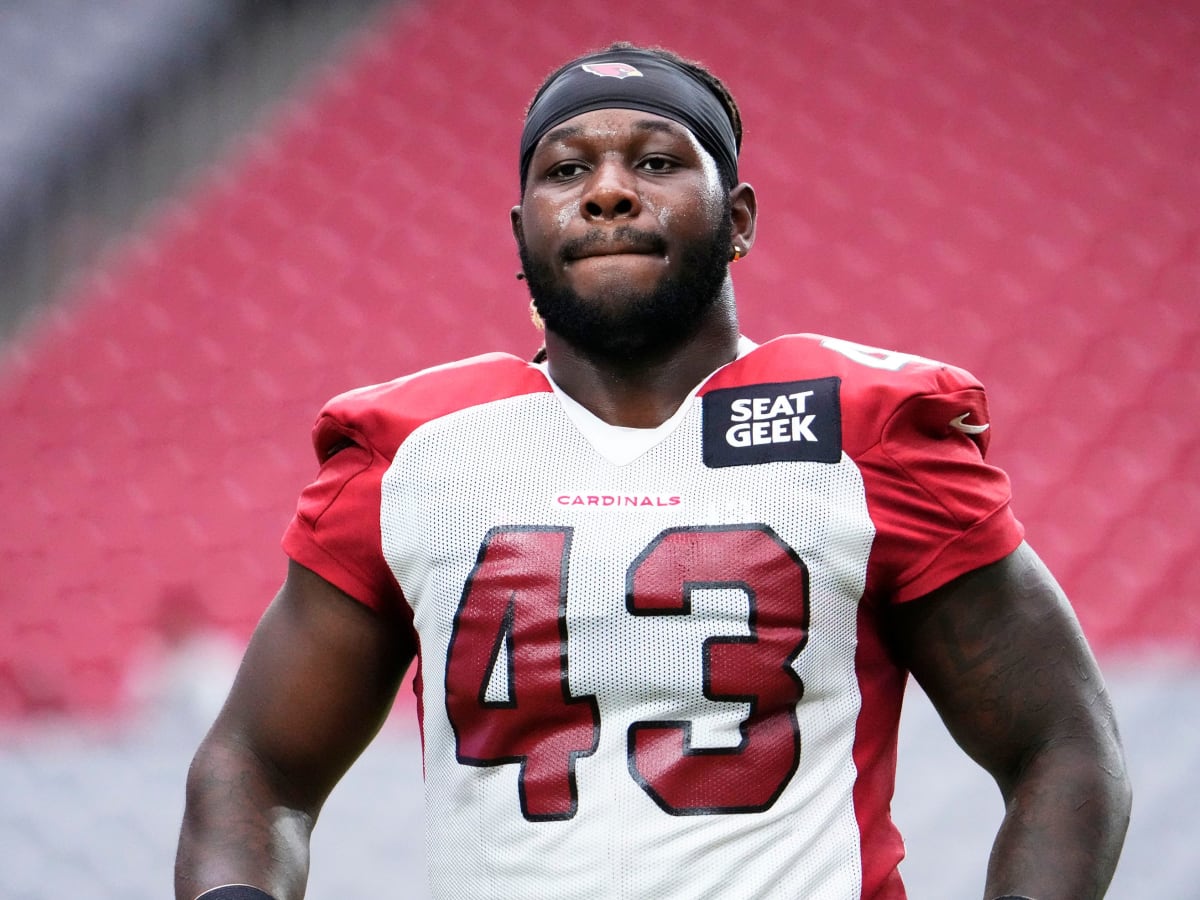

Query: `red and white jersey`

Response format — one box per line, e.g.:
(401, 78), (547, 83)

(282, 334), (1023, 900)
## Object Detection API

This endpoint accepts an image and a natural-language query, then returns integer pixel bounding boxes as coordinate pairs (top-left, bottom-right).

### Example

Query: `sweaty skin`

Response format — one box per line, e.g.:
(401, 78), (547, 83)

(177, 562), (414, 899)
(887, 543), (1129, 898)
(512, 109), (755, 427)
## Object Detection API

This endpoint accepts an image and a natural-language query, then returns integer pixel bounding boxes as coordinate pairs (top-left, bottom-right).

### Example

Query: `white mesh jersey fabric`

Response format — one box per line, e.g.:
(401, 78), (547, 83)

(381, 387), (877, 899)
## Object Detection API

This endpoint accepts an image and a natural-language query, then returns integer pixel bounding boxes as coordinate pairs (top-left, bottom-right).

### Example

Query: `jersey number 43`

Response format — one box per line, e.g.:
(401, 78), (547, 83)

(444, 524), (810, 821)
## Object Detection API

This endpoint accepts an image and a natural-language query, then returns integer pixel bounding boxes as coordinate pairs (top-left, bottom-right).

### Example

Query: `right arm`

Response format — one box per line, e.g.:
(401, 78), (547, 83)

(175, 559), (415, 900)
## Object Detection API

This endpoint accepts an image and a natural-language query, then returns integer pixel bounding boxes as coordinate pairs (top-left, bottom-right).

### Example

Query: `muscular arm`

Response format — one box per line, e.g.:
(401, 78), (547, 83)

(889, 542), (1131, 900)
(175, 560), (415, 900)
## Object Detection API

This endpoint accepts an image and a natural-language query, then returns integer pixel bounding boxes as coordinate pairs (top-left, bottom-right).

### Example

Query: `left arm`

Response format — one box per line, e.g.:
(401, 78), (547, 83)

(888, 541), (1131, 900)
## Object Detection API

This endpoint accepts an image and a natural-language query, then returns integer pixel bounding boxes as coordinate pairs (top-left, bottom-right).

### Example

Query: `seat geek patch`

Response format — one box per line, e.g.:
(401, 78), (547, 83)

(702, 377), (842, 467)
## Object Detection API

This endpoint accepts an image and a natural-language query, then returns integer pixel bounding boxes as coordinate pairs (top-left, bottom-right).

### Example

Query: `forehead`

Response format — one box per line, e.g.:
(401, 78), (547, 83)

(533, 108), (703, 153)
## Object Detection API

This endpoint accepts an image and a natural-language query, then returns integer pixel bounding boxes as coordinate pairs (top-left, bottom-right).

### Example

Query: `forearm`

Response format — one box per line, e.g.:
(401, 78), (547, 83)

(175, 737), (315, 900)
(983, 738), (1131, 900)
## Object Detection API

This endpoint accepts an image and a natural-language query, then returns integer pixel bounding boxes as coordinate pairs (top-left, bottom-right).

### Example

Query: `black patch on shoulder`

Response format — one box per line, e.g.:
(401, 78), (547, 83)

(702, 377), (842, 467)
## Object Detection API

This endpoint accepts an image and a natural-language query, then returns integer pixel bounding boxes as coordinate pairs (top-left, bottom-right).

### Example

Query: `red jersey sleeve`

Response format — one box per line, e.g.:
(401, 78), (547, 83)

(280, 352), (551, 614)
(281, 409), (403, 614)
(855, 365), (1025, 603)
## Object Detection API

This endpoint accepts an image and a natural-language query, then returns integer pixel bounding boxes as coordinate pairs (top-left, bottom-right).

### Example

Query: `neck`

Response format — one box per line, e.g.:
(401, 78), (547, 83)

(542, 298), (740, 428)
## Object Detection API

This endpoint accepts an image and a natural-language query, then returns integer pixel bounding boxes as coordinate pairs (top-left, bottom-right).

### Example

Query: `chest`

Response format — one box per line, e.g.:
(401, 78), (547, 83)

(382, 395), (875, 686)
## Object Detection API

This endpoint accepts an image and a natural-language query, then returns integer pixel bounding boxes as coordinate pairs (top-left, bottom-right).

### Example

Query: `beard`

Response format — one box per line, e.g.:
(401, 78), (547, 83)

(519, 209), (734, 361)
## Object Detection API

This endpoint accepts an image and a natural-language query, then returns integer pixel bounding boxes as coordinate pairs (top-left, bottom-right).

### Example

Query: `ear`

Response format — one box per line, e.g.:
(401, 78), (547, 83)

(728, 182), (757, 253)
(510, 204), (524, 249)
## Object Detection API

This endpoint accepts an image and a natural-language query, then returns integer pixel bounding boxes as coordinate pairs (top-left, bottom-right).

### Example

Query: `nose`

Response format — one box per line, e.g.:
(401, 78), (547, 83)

(582, 161), (640, 221)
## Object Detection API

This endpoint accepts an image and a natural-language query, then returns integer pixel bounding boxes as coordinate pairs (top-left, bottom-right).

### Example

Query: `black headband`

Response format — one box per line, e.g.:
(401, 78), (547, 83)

(519, 50), (739, 192)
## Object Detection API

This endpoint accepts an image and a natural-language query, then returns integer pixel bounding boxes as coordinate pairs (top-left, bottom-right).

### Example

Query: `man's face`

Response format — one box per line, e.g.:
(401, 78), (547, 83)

(513, 109), (734, 359)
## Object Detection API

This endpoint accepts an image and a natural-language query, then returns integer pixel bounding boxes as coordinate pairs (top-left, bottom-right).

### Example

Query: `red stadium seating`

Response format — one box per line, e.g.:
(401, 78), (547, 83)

(1, 0), (1197, 717)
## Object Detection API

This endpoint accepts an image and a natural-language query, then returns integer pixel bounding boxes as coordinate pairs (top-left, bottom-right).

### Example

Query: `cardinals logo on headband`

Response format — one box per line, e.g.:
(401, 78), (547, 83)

(581, 62), (643, 79)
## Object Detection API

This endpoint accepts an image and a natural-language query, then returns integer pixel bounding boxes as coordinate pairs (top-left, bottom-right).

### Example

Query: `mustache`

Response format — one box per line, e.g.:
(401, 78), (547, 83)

(560, 227), (667, 261)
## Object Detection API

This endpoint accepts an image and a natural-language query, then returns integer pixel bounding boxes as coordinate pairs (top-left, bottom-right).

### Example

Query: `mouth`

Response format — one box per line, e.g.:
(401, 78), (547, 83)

(562, 231), (666, 262)
(566, 248), (662, 264)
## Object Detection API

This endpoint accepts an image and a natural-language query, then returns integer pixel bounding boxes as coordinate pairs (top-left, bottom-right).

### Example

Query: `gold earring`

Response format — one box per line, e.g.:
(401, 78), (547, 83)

(731, 245), (743, 262)
(530, 299), (545, 331)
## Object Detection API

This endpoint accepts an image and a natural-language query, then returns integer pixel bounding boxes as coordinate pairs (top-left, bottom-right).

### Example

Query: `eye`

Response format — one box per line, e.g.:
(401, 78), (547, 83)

(547, 161), (589, 180)
(638, 155), (677, 173)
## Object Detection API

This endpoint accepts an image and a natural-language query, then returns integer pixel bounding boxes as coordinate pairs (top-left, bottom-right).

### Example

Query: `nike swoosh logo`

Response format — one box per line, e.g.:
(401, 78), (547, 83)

(949, 412), (990, 435)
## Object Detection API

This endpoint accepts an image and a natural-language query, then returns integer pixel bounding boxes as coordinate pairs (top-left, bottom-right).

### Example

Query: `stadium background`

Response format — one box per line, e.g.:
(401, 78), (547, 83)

(0, 0), (1196, 896)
